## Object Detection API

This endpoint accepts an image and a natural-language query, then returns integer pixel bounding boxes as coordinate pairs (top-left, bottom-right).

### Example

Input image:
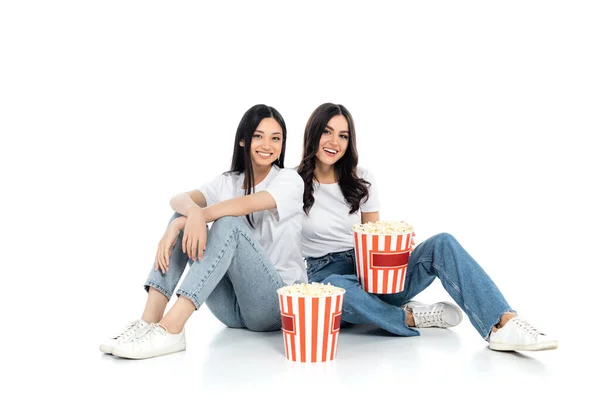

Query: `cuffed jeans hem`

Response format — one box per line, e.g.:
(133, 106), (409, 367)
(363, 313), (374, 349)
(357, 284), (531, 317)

(176, 289), (201, 310)
(144, 281), (172, 301)
(484, 308), (519, 341)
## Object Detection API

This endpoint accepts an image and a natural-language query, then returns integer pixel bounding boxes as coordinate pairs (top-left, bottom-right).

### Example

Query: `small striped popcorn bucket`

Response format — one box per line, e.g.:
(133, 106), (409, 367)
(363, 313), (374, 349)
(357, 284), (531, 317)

(277, 285), (345, 363)
(353, 228), (413, 294)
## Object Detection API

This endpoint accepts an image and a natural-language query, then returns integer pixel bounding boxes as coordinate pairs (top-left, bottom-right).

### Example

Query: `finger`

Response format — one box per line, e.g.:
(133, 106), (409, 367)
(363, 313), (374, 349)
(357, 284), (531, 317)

(158, 246), (165, 274)
(182, 232), (188, 254)
(187, 235), (194, 261)
(155, 245), (160, 271)
(158, 246), (164, 273)
(191, 236), (198, 262)
(197, 238), (204, 260)
(158, 247), (165, 274)
(164, 245), (170, 272)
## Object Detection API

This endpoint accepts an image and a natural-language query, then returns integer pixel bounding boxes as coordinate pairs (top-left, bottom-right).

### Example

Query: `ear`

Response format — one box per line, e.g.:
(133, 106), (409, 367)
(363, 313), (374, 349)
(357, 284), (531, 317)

(239, 140), (244, 147)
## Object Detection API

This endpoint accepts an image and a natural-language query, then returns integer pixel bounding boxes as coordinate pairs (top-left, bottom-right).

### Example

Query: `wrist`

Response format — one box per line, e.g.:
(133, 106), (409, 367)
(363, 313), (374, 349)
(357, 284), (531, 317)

(171, 216), (187, 231)
(187, 206), (204, 217)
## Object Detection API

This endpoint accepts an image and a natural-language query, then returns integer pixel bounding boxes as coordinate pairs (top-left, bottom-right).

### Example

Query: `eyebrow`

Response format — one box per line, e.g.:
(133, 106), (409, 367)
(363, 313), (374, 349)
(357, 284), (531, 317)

(255, 130), (282, 135)
(325, 125), (349, 134)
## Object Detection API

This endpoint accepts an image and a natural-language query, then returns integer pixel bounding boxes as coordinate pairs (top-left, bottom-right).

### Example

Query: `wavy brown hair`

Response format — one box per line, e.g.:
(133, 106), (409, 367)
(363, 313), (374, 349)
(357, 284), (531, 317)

(297, 103), (370, 215)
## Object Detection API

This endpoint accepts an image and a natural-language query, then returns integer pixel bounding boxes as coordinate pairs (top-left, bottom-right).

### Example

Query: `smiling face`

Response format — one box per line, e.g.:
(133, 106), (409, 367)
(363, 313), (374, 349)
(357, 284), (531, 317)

(243, 117), (283, 169)
(315, 115), (349, 168)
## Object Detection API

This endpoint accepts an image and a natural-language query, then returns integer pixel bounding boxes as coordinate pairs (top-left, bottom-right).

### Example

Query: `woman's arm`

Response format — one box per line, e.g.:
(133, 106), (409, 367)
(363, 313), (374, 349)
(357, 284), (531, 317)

(169, 190), (208, 216)
(361, 211), (380, 224)
(179, 191), (277, 261)
(202, 191), (276, 223)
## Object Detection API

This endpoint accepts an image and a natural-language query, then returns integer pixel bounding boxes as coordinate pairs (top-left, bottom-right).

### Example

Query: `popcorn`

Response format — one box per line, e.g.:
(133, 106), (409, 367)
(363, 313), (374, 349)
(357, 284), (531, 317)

(352, 220), (414, 235)
(277, 282), (345, 297)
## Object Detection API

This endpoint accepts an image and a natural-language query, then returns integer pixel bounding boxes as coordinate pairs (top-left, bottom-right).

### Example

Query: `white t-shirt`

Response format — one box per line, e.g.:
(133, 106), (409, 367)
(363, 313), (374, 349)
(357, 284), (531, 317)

(301, 167), (380, 258)
(199, 166), (307, 285)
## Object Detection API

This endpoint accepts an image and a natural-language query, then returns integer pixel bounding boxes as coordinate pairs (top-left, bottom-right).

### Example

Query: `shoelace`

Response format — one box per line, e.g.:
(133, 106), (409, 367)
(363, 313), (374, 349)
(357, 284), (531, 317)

(134, 323), (168, 343)
(113, 320), (143, 340)
(413, 309), (445, 327)
(514, 319), (542, 336)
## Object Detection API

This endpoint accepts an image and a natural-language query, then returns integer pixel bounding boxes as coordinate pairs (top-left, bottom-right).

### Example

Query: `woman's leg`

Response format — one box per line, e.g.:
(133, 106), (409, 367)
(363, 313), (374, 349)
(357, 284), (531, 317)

(385, 232), (515, 339)
(309, 250), (419, 336)
(142, 213), (191, 322)
(162, 216), (285, 333)
(112, 216), (285, 359)
(100, 213), (190, 355)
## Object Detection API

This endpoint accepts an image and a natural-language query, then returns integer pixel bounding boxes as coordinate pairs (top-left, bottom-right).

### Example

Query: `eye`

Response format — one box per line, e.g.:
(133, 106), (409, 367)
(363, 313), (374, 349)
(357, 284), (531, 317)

(340, 134), (349, 140)
(272, 136), (281, 141)
(253, 133), (262, 139)
(323, 130), (331, 135)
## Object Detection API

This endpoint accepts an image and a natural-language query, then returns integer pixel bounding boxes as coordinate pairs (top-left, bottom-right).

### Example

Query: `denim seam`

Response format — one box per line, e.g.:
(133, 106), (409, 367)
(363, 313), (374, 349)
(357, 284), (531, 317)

(144, 281), (172, 300)
(237, 229), (284, 287)
(429, 258), (487, 335)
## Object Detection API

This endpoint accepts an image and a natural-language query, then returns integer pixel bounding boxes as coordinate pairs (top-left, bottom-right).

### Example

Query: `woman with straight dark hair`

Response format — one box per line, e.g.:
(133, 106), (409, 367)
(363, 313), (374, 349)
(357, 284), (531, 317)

(297, 102), (557, 352)
(100, 104), (307, 359)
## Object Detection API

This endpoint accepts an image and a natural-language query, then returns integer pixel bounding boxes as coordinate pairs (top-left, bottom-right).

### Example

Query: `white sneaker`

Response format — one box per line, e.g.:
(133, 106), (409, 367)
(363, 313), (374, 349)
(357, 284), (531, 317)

(406, 300), (463, 328)
(111, 323), (186, 359)
(99, 319), (149, 355)
(489, 317), (558, 351)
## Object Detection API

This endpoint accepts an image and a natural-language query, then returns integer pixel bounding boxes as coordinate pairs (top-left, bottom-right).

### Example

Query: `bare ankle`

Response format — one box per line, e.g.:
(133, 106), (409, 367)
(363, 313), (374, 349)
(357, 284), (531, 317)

(496, 312), (517, 330)
(404, 306), (415, 327)
(159, 319), (183, 334)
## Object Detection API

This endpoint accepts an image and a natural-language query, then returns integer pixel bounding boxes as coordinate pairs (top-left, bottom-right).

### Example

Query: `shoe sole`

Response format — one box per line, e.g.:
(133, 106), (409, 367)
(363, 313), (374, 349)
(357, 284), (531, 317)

(99, 344), (113, 355)
(112, 342), (186, 360)
(406, 300), (464, 328)
(489, 341), (559, 351)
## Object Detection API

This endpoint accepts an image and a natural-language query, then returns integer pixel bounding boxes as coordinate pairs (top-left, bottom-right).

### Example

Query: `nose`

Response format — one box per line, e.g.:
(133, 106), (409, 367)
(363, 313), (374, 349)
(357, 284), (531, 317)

(329, 134), (339, 146)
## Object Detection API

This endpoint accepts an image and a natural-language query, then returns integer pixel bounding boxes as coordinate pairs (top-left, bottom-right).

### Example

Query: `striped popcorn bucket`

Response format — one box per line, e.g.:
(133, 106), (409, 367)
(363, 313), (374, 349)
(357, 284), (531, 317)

(353, 230), (413, 294)
(277, 289), (345, 363)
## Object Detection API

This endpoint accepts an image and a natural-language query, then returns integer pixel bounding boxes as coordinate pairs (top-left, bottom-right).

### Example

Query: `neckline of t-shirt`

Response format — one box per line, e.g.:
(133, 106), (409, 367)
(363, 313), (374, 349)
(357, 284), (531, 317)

(238, 165), (279, 191)
(314, 180), (339, 187)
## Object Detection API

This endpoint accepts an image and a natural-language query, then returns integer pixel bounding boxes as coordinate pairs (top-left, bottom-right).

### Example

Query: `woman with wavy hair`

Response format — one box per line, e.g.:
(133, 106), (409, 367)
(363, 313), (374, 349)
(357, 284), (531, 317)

(297, 103), (557, 351)
(100, 104), (307, 359)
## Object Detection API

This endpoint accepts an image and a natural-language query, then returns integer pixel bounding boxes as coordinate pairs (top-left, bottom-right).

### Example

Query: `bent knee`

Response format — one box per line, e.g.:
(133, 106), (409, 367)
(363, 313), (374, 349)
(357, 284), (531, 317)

(431, 232), (457, 245)
(210, 216), (247, 235)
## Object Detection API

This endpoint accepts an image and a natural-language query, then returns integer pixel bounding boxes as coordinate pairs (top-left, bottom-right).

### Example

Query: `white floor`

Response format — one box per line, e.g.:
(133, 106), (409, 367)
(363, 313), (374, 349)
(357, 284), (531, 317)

(12, 279), (587, 400)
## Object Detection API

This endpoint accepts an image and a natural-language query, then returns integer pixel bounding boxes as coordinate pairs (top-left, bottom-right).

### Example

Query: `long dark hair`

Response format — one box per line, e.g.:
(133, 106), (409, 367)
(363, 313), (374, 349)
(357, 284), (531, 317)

(229, 104), (286, 227)
(297, 103), (370, 215)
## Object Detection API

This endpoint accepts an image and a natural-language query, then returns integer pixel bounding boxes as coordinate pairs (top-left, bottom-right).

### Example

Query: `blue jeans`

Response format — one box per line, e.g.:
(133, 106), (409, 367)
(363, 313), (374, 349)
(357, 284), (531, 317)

(145, 214), (285, 332)
(306, 233), (514, 339)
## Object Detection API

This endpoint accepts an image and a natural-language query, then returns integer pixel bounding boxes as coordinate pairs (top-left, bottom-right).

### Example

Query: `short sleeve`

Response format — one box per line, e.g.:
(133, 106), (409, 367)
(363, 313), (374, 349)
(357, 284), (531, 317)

(261, 169), (304, 221)
(359, 168), (380, 213)
(198, 173), (228, 207)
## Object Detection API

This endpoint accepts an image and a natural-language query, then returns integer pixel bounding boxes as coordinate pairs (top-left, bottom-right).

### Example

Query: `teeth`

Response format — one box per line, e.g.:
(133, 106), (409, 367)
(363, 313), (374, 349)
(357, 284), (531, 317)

(324, 148), (338, 154)
(257, 152), (271, 157)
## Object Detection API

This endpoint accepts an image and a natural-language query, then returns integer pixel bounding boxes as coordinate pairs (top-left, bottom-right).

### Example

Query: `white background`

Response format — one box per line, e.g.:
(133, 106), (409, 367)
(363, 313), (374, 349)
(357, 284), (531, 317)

(1, 1), (599, 398)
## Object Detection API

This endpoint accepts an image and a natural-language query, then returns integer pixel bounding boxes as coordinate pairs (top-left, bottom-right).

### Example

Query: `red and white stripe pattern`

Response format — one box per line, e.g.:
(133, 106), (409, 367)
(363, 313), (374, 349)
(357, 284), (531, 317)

(277, 293), (344, 363)
(353, 231), (413, 294)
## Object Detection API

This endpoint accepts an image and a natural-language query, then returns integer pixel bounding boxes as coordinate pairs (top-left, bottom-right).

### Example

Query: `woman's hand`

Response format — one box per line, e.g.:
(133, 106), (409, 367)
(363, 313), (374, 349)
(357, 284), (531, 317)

(410, 231), (416, 252)
(182, 207), (207, 262)
(155, 217), (185, 274)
